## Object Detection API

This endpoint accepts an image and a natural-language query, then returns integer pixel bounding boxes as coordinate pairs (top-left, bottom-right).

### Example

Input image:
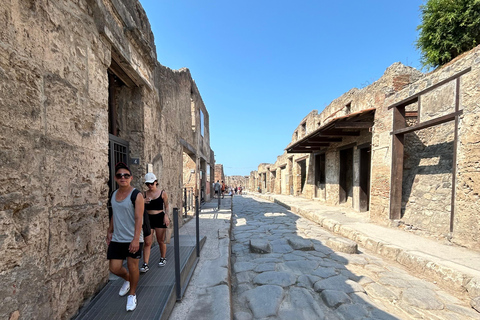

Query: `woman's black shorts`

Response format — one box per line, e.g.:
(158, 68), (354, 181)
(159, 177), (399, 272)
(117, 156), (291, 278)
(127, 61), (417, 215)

(148, 212), (167, 229)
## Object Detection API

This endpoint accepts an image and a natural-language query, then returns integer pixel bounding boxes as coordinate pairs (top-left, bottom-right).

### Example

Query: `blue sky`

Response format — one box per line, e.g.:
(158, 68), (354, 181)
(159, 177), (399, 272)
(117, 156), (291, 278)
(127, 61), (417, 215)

(138, 0), (424, 176)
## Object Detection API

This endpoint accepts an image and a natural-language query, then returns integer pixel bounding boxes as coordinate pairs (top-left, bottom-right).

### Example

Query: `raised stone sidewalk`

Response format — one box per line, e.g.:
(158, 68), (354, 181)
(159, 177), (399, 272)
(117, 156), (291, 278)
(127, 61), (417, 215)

(252, 192), (480, 312)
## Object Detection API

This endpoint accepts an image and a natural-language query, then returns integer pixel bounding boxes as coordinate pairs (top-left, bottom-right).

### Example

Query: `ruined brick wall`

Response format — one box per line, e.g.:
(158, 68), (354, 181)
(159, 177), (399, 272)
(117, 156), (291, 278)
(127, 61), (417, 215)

(225, 175), (248, 189)
(0, 1), (213, 319)
(215, 164), (224, 183)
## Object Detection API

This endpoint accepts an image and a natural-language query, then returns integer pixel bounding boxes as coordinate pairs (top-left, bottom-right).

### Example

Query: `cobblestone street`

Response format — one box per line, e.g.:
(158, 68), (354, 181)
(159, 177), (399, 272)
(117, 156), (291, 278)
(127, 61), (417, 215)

(231, 195), (478, 320)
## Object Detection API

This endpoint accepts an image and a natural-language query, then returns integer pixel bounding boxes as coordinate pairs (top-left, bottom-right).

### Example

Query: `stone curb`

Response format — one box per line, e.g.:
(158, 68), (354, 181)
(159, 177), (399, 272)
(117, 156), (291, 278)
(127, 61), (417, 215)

(254, 194), (480, 303)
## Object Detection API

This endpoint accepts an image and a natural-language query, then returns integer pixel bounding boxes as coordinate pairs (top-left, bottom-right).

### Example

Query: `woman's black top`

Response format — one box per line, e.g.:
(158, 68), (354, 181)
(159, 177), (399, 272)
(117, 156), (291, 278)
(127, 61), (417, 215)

(145, 191), (164, 211)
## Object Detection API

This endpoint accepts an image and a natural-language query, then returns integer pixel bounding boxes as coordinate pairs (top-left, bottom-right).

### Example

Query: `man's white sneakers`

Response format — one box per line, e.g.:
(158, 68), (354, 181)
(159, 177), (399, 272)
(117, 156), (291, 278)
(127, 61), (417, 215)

(126, 295), (137, 311)
(119, 281), (130, 296)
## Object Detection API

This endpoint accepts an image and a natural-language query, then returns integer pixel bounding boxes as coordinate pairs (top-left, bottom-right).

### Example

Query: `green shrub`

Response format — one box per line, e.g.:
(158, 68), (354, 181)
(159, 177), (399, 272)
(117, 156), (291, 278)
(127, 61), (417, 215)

(416, 0), (480, 69)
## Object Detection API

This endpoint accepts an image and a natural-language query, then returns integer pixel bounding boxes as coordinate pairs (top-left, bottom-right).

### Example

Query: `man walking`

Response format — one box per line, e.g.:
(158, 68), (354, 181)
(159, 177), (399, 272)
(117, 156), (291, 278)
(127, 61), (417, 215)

(214, 180), (221, 198)
(107, 162), (144, 312)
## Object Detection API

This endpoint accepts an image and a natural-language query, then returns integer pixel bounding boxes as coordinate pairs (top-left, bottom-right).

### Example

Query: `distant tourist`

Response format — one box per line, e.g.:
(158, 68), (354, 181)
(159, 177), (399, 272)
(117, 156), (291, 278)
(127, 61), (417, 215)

(221, 181), (226, 199)
(141, 172), (170, 271)
(239, 186), (243, 194)
(107, 162), (144, 312)
(214, 180), (221, 198)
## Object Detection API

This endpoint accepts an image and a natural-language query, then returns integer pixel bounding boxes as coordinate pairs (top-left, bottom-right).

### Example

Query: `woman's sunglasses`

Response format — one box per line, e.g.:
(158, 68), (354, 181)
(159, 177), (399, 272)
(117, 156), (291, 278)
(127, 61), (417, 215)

(115, 173), (131, 179)
(145, 182), (154, 186)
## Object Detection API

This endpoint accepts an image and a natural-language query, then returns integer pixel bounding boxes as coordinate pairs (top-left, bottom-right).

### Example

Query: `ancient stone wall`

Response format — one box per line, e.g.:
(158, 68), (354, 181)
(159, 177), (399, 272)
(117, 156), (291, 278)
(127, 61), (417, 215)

(0, 1), (214, 319)
(380, 45), (480, 249)
(225, 175), (248, 189)
(215, 164), (224, 183)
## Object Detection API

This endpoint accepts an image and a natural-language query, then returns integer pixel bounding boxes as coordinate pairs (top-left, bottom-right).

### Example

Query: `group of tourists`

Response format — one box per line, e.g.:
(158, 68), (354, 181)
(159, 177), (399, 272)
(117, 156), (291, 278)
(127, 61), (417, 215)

(213, 180), (243, 198)
(107, 162), (169, 312)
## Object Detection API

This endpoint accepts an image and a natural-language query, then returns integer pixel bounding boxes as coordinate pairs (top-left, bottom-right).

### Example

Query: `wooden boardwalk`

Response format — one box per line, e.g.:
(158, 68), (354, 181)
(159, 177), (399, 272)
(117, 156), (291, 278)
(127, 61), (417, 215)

(75, 234), (205, 320)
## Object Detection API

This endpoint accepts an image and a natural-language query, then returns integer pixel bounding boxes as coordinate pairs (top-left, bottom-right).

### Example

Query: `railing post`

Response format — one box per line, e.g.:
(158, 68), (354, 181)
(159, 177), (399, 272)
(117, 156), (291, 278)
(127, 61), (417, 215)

(183, 187), (187, 217)
(195, 196), (200, 257)
(173, 207), (181, 301)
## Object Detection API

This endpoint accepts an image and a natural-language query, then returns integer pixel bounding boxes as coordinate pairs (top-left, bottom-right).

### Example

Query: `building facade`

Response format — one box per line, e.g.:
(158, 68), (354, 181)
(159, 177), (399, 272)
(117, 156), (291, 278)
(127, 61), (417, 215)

(0, 1), (214, 319)
(249, 47), (480, 251)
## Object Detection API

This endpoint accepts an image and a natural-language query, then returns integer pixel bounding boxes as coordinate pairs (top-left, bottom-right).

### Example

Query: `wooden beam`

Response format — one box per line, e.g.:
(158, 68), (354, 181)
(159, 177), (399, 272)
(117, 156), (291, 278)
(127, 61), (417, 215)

(334, 122), (373, 129)
(307, 137), (342, 143)
(450, 77), (461, 233)
(389, 106), (405, 220)
(298, 142), (331, 147)
(392, 111), (462, 135)
(318, 130), (360, 137)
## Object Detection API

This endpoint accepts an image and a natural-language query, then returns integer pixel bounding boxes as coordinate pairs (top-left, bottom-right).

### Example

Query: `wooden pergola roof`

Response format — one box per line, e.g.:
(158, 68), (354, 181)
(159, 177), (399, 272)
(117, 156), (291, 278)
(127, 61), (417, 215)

(285, 108), (375, 154)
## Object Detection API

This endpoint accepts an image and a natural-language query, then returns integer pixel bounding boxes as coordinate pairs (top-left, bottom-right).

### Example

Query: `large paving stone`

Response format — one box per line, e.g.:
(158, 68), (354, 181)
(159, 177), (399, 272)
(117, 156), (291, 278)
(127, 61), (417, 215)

(312, 267), (337, 279)
(242, 285), (284, 318)
(296, 274), (320, 288)
(336, 303), (369, 319)
(249, 239), (271, 253)
(284, 260), (319, 275)
(254, 263), (276, 272)
(320, 289), (351, 308)
(270, 239), (294, 254)
(287, 237), (314, 251)
(278, 287), (325, 319)
(234, 262), (256, 273)
(326, 237), (358, 254)
(253, 271), (296, 287)
(314, 275), (365, 294)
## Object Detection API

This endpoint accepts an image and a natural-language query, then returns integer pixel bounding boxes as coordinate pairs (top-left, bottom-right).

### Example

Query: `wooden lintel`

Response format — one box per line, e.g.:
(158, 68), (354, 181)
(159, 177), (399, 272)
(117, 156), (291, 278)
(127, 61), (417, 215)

(308, 137), (342, 143)
(299, 142), (330, 147)
(392, 110), (462, 135)
(287, 149), (315, 154)
(109, 57), (136, 87)
(334, 122), (373, 129)
(318, 130), (360, 137)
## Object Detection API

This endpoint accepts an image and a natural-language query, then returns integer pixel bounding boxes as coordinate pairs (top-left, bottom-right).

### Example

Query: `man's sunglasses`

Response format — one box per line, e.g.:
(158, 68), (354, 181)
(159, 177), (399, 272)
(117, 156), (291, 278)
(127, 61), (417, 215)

(145, 182), (154, 186)
(115, 173), (131, 179)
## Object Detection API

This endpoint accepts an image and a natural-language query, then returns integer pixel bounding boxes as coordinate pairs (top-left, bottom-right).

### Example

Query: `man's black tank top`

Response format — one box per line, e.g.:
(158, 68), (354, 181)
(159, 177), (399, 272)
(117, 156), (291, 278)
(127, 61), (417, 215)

(145, 190), (164, 211)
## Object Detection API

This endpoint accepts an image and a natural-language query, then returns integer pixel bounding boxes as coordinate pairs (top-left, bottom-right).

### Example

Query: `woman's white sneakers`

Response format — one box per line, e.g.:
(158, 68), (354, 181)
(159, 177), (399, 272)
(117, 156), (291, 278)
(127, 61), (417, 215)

(158, 258), (166, 267)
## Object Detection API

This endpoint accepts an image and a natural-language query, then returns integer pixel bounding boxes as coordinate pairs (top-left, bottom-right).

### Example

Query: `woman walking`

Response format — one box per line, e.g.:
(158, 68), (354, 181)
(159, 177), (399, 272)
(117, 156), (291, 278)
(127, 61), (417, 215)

(140, 172), (170, 272)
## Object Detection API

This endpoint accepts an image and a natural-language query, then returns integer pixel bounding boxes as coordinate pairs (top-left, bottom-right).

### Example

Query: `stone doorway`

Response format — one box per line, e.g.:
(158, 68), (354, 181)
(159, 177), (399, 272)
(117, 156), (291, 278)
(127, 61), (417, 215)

(314, 153), (326, 200)
(339, 147), (354, 205)
(298, 159), (307, 194)
(359, 146), (371, 212)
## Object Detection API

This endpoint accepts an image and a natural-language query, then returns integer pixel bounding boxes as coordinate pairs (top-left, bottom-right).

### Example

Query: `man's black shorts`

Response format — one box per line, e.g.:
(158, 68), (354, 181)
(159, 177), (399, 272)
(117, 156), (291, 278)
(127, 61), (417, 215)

(148, 212), (167, 229)
(107, 241), (144, 260)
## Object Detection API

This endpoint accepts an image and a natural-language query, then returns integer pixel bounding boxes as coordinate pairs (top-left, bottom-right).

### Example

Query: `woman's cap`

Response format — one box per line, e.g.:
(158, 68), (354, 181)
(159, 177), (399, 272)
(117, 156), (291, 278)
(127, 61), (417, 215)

(144, 172), (157, 183)
(115, 162), (131, 174)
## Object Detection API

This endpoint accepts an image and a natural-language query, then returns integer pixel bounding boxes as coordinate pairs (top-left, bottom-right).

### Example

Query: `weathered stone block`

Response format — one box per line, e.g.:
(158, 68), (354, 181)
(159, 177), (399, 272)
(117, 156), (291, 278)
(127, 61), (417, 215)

(326, 237), (358, 254)
(249, 239), (271, 253)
